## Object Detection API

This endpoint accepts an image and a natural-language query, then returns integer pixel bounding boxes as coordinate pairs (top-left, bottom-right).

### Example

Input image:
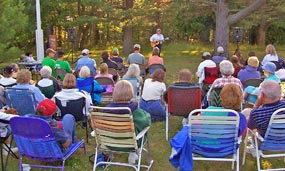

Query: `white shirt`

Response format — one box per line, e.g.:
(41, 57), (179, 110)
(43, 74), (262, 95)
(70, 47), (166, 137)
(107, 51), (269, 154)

(196, 60), (216, 83)
(150, 33), (165, 44)
(37, 78), (53, 87)
(262, 54), (278, 65)
(0, 77), (16, 86)
(141, 78), (166, 101)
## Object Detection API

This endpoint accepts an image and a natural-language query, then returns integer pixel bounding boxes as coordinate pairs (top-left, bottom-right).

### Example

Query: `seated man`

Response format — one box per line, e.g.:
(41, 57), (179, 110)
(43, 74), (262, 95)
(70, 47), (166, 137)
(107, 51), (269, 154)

(248, 80), (285, 137)
(196, 52), (216, 84)
(30, 99), (76, 151)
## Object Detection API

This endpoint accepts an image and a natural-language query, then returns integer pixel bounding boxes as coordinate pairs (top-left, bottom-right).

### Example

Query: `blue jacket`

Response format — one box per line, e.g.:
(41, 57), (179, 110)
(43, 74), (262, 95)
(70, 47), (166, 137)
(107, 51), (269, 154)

(169, 126), (193, 171)
(237, 65), (261, 83)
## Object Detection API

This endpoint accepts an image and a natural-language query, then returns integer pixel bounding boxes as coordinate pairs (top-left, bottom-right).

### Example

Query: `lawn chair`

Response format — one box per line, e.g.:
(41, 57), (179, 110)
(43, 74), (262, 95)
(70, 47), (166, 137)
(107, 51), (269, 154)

(90, 106), (153, 171)
(166, 85), (201, 141)
(208, 86), (223, 107)
(95, 77), (114, 103)
(189, 109), (241, 171)
(202, 66), (220, 98)
(54, 97), (90, 143)
(10, 117), (85, 171)
(242, 78), (262, 88)
(5, 88), (37, 116)
(242, 108), (285, 171)
(147, 64), (166, 75)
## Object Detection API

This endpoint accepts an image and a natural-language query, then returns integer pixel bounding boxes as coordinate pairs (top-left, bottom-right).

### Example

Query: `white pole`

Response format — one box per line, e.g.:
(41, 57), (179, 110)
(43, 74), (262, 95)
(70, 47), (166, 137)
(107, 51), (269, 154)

(35, 0), (44, 62)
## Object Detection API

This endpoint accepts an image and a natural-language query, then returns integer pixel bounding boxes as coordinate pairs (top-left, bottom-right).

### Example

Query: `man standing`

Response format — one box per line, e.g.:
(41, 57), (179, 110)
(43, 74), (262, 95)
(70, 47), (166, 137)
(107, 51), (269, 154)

(55, 50), (72, 80)
(74, 49), (97, 77)
(127, 44), (147, 75)
(42, 48), (56, 77)
(150, 29), (165, 56)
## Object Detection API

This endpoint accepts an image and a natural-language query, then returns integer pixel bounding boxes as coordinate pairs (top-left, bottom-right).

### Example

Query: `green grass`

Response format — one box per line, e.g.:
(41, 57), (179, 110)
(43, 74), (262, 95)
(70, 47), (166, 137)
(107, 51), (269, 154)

(4, 42), (285, 170)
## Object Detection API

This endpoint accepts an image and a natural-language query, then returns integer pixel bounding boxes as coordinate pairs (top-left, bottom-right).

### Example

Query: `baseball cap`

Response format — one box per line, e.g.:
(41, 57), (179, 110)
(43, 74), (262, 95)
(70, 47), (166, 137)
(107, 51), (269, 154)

(202, 52), (211, 57)
(134, 44), (141, 49)
(45, 48), (56, 55)
(36, 99), (57, 116)
(112, 47), (119, 54)
(262, 62), (276, 74)
(217, 46), (224, 53)
(82, 49), (91, 55)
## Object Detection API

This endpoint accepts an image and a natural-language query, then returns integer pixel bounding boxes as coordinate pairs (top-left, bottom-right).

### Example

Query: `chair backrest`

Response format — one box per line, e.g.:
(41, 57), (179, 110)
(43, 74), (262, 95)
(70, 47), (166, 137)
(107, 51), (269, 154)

(95, 77), (114, 86)
(270, 61), (282, 71)
(10, 117), (63, 160)
(167, 85), (201, 117)
(137, 64), (146, 77)
(209, 86), (223, 107)
(54, 97), (85, 121)
(117, 63), (126, 77)
(121, 77), (139, 97)
(5, 88), (37, 116)
(90, 106), (137, 152)
(147, 64), (166, 74)
(189, 109), (240, 158)
(55, 68), (67, 81)
(108, 68), (119, 77)
(261, 108), (285, 151)
(203, 67), (220, 84)
(37, 84), (56, 99)
(242, 78), (263, 88)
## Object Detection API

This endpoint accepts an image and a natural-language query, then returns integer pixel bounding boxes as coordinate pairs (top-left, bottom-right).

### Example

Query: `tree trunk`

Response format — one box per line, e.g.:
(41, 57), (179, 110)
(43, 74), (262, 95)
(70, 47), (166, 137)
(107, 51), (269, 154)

(256, 21), (269, 46)
(122, 0), (134, 54)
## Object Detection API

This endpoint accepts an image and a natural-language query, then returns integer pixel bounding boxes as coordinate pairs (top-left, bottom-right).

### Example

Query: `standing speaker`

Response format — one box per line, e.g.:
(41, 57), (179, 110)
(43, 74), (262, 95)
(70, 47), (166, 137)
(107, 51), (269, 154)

(233, 27), (242, 42)
(67, 28), (76, 42)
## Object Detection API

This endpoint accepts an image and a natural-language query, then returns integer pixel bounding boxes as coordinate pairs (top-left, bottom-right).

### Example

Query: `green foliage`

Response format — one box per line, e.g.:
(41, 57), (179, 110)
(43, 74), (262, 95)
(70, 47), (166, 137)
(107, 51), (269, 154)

(266, 24), (285, 44)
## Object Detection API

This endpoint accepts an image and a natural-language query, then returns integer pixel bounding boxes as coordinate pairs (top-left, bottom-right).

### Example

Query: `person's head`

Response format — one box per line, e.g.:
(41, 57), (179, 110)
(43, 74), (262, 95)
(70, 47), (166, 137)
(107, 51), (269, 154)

(248, 51), (256, 57)
(266, 44), (277, 56)
(230, 56), (242, 68)
(25, 52), (32, 57)
(112, 80), (134, 103)
(219, 60), (234, 76)
(100, 63), (109, 74)
(124, 64), (140, 78)
(79, 66), (91, 78)
(262, 62), (276, 76)
(112, 47), (119, 56)
(152, 47), (160, 56)
(217, 46), (224, 54)
(202, 52), (211, 60)
(133, 44), (141, 51)
(247, 56), (259, 68)
(62, 73), (76, 89)
(156, 28), (161, 34)
(45, 48), (56, 58)
(234, 49), (241, 57)
(260, 80), (281, 102)
(36, 99), (57, 117)
(3, 66), (14, 78)
(9, 63), (19, 72)
(56, 50), (64, 59)
(178, 69), (192, 82)
(220, 84), (242, 111)
(82, 49), (90, 56)
(16, 69), (31, 84)
(151, 69), (165, 82)
(101, 51), (109, 61)
(40, 66), (52, 78)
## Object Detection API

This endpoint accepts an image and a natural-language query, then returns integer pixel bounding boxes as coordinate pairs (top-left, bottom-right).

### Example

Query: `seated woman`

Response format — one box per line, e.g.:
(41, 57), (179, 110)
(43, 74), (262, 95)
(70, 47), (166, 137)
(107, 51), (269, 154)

(103, 80), (151, 165)
(94, 63), (115, 93)
(230, 55), (243, 78)
(139, 69), (166, 121)
(0, 66), (17, 87)
(237, 56), (260, 84)
(12, 69), (46, 105)
(76, 66), (106, 105)
(36, 66), (61, 98)
(122, 64), (142, 97)
(52, 73), (92, 117)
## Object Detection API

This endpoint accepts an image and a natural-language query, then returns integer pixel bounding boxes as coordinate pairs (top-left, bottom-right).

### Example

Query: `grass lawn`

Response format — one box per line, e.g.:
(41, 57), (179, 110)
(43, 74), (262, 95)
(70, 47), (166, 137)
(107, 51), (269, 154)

(4, 42), (285, 170)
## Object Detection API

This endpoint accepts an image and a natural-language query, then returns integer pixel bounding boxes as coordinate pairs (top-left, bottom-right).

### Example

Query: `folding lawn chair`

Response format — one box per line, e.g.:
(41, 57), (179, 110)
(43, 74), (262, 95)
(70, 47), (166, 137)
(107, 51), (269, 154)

(208, 86), (223, 107)
(10, 117), (85, 171)
(189, 109), (241, 171)
(90, 106), (153, 171)
(95, 77), (114, 103)
(242, 108), (285, 171)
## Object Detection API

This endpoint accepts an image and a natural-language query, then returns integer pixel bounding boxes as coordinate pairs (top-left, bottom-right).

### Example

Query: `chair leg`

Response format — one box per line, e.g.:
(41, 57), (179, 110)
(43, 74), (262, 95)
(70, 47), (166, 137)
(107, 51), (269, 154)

(254, 136), (261, 171)
(0, 142), (4, 171)
(236, 150), (240, 171)
(242, 129), (249, 165)
(93, 148), (99, 171)
(165, 107), (169, 141)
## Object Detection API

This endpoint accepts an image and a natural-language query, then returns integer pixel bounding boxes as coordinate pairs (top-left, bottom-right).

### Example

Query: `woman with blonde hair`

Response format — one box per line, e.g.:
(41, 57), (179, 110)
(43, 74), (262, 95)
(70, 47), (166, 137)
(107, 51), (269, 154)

(94, 63), (115, 93)
(261, 44), (284, 69)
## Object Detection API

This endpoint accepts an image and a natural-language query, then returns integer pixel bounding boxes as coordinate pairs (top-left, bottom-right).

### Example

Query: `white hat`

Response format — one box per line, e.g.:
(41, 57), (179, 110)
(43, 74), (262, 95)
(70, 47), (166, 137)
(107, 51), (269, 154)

(202, 52), (211, 57)
(82, 49), (90, 55)
(217, 46), (224, 53)
(134, 44), (141, 49)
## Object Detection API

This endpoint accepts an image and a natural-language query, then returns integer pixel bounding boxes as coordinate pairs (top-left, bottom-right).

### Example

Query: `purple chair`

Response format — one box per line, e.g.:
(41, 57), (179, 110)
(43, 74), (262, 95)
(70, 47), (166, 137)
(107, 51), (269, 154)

(10, 117), (86, 171)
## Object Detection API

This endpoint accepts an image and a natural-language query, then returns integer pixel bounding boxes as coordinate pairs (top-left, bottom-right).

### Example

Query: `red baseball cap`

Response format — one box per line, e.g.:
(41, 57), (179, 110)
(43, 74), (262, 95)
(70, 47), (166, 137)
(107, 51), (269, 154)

(36, 99), (57, 116)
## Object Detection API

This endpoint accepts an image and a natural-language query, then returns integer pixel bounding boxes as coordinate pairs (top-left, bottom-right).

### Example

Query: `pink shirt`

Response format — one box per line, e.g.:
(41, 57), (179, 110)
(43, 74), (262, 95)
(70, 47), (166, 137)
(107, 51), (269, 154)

(148, 55), (164, 66)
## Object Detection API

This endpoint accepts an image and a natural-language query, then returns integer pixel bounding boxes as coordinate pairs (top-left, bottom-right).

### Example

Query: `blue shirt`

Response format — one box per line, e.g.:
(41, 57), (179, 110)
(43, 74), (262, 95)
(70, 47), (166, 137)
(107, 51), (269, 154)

(212, 55), (226, 64)
(238, 65), (261, 83)
(74, 56), (97, 77)
(13, 84), (46, 105)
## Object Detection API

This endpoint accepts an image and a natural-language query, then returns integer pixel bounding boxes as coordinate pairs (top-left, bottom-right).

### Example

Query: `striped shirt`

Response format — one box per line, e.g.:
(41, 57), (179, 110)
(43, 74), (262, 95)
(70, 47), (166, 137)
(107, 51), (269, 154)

(248, 100), (285, 137)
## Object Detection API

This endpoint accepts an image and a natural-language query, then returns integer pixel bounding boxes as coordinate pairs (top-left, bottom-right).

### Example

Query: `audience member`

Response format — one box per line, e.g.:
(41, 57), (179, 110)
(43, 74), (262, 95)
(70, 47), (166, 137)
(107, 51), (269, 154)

(139, 69), (166, 121)
(230, 55), (244, 77)
(233, 49), (245, 65)
(212, 46), (226, 64)
(42, 48), (56, 77)
(207, 60), (243, 100)
(103, 80), (151, 165)
(0, 66), (17, 87)
(13, 69), (45, 105)
(55, 50), (72, 80)
(36, 66), (61, 98)
(53, 73), (92, 116)
(127, 44), (147, 67)
(76, 66), (106, 105)
(237, 56), (260, 83)
(110, 47), (124, 63)
(25, 52), (36, 63)
(94, 63), (115, 93)
(196, 52), (216, 84)
(148, 47), (164, 66)
(74, 49), (97, 77)
(100, 51), (118, 70)
(123, 63), (143, 86)
(9, 63), (19, 79)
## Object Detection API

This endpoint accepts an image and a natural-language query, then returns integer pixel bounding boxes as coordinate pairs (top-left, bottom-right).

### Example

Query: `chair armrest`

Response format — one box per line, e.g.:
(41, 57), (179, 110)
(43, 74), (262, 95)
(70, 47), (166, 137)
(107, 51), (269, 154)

(136, 126), (150, 140)
(248, 128), (264, 142)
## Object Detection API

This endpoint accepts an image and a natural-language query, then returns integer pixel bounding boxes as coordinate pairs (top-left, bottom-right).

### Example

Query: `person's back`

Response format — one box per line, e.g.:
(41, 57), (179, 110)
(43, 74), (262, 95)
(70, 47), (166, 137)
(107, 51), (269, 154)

(237, 56), (260, 83)
(55, 50), (72, 73)
(74, 49), (96, 77)
(42, 48), (56, 77)
(212, 46), (226, 64)
(127, 44), (146, 65)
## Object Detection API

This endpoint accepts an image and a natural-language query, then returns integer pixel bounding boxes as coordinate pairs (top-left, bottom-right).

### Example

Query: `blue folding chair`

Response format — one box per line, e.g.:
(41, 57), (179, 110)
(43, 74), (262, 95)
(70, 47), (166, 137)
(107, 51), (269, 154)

(5, 88), (36, 116)
(189, 109), (240, 171)
(10, 117), (86, 171)
(242, 108), (285, 171)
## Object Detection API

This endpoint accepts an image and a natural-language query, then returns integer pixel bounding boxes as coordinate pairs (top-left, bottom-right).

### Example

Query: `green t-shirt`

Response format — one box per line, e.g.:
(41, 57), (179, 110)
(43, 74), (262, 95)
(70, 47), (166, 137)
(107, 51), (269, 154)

(55, 60), (72, 80)
(42, 57), (56, 77)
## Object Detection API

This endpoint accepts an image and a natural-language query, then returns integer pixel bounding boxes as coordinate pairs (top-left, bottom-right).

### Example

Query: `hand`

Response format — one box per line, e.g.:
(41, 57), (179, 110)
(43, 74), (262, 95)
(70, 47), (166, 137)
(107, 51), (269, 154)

(102, 85), (108, 92)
